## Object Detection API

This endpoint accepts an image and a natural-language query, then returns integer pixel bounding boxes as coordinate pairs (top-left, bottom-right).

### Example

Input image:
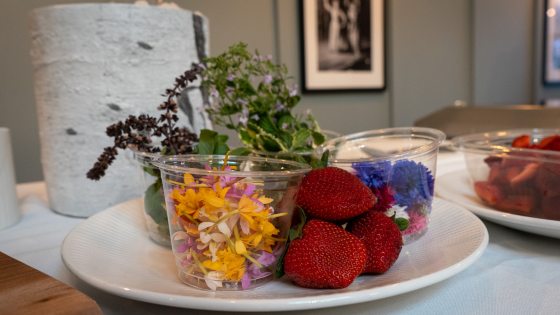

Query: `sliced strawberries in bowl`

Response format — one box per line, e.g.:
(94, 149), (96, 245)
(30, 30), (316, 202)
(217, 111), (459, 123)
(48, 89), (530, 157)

(455, 130), (560, 221)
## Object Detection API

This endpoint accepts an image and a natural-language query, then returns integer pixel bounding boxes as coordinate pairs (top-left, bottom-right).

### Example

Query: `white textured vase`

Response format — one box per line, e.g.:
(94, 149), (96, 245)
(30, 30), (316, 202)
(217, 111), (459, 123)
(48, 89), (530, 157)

(29, 3), (212, 217)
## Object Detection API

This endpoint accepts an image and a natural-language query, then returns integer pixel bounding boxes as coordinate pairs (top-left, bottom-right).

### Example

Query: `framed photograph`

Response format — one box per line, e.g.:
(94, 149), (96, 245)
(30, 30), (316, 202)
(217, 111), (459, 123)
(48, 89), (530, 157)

(300, 0), (385, 92)
(544, 0), (560, 84)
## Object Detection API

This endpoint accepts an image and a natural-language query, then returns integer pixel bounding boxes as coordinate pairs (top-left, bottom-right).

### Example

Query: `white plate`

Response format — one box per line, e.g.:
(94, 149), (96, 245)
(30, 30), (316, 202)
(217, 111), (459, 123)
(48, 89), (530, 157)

(62, 198), (488, 312)
(437, 169), (560, 239)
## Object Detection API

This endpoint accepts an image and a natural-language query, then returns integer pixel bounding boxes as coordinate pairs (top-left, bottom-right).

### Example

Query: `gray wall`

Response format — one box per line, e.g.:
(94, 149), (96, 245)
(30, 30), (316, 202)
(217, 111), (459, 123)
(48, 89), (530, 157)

(0, 0), (545, 183)
(473, 0), (535, 105)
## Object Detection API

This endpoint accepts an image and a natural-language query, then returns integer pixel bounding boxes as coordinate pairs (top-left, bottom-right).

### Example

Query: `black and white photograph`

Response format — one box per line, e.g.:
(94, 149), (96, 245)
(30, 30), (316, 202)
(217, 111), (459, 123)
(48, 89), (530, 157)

(301, 0), (384, 92)
(545, 0), (560, 84)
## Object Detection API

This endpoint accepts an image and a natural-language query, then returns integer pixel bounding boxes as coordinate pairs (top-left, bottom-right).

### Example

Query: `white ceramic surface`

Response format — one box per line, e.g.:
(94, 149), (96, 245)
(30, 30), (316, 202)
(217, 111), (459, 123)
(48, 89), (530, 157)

(437, 169), (560, 239)
(0, 127), (20, 230)
(62, 197), (487, 312)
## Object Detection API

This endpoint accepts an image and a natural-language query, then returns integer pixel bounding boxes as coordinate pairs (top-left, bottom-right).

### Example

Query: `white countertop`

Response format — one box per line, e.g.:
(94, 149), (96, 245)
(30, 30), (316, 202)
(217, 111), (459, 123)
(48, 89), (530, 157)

(1, 152), (559, 315)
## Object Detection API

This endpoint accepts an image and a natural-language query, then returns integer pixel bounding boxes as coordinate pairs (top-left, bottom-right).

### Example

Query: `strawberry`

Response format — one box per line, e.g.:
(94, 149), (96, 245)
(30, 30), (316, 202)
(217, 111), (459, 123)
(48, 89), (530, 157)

(474, 181), (503, 206)
(536, 163), (560, 197)
(512, 135), (531, 148)
(510, 163), (539, 187)
(541, 195), (560, 220)
(495, 195), (535, 215)
(283, 219), (367, 289)
(535, 135), (560, 151)
(348, 211), (403, 274)
(296, 167), (376, 221)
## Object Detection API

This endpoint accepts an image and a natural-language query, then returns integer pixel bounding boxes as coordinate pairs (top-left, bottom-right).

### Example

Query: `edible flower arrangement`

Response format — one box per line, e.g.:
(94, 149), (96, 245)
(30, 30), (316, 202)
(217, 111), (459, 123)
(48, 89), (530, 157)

(87, 42), (422, 291)
(167, 164), (282, 290)
(352, 159), (435, 239)
(474, 134), (560, 220)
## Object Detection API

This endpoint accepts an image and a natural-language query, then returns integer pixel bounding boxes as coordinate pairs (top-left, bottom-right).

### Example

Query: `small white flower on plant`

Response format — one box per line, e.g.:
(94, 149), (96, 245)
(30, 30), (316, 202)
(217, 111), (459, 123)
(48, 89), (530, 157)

(289, 84), (299, 97)
(239, 107), (249, 126)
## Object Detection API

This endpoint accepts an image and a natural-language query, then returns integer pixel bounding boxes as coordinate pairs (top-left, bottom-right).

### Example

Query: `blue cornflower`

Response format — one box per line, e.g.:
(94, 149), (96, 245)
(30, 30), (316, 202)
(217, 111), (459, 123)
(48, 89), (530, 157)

(390, 160), (434, 207)
(352, 160), (392, 189)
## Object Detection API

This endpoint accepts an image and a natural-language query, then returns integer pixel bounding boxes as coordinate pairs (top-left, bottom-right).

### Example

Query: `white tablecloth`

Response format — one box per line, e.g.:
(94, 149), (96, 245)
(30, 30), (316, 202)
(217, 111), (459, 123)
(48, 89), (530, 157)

(1, 152), (559, 315)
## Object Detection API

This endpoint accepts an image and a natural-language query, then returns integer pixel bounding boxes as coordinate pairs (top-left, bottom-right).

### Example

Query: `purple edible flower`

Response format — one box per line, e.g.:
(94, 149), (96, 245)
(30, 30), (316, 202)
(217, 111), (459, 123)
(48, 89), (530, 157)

(390, 160), (434, 207)
(241, 251), (276, 289)
(352, 160), (392, 190)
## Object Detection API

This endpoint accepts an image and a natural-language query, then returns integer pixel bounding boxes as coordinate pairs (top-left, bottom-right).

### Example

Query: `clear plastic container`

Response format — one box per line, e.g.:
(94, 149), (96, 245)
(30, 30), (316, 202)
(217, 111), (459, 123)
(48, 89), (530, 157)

(452, 128), (560, 221)
(133, 150), (170, 247)
(316, 127), (446, 243)
(154, 155), (310, 290)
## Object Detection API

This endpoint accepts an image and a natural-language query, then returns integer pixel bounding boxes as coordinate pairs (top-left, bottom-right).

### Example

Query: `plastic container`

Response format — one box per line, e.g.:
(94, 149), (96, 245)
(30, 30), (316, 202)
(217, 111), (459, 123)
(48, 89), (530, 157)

(133, 150), (170, 247)
(452, 129), (560, 221)
(154, 155), (311, 290)
(316, 127), (446, 243)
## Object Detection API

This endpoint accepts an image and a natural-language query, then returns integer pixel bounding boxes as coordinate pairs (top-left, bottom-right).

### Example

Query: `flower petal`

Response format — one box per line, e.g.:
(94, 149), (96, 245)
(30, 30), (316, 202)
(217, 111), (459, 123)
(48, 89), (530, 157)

(198, 221), (214, 231)
(217, 221), (231, 237)
(235, 240), (247, 255)
(183, 173), (195, 185)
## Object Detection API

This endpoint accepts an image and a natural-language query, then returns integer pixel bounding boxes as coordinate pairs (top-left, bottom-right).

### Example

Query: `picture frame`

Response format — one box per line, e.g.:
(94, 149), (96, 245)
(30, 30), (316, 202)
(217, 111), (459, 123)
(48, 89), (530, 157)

(299, 0), (385, 92)
(544, 0), (560, 84)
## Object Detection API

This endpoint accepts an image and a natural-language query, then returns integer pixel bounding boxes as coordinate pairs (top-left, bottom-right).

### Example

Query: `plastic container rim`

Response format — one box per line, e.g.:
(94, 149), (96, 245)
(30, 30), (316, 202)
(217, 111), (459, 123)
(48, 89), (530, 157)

(153, 154), (312, 178)
(320, 127), (446, 164)
(452, 128), (560, 163)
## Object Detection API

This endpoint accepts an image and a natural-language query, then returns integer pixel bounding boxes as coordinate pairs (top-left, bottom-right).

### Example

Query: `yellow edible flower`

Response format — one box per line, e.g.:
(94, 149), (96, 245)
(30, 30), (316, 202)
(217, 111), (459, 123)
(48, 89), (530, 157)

(202, 247), (246, 281)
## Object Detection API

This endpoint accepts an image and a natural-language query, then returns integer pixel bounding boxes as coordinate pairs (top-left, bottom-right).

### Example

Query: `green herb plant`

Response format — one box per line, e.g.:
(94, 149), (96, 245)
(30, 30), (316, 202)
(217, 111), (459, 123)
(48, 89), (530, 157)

(201, 42), (327, 164)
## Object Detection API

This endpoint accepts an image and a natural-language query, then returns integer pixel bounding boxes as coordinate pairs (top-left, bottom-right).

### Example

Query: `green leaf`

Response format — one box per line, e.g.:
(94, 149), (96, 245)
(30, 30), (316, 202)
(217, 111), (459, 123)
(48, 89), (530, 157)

(144, 178), (167, 225)
(260, 134), (282, 152)
(142, 165), (159, 177)
(196, 129), (217, 154)
(291, 129), (312, 150)
(238, 78), (257, 95)
(310, 150), (330, 169)
(229, 147), (251, 156)
(311, 131), (326, 145)
(238, 129), (253, 146)
(258, 115), (278, 134)
(277, 114), (295, 129)
(395, 217), (410, 231)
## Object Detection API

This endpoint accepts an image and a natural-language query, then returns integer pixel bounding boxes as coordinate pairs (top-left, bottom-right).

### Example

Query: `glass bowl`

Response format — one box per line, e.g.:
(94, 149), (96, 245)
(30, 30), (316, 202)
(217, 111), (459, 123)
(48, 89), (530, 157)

(316, 127), (446, 243)
(153, 155), (311, 291)
(452, 128), (560, 221)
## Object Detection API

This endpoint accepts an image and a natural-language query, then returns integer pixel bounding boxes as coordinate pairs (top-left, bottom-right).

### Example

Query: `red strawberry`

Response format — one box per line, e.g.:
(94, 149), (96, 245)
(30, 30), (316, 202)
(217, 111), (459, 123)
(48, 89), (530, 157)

(510, 163), (539, 187)
(283, 219), (367, 289)
(536, 163), (560, 197)
(536, 135), (560, 151)
(495, 195), (535, 215)
(542, 195), (560, 220)
(348, 211), (403, 274)
(474, 181), (504, 206)
(296, 167), (376, 221)
(512, 135), (531, 148)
